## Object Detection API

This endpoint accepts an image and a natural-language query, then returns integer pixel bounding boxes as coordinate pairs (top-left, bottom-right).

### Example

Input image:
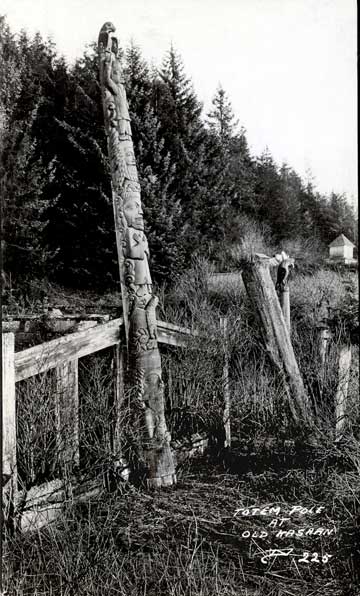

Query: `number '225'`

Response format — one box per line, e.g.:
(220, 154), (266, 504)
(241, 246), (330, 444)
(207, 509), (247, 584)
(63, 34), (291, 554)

(299, 552), (333, 563)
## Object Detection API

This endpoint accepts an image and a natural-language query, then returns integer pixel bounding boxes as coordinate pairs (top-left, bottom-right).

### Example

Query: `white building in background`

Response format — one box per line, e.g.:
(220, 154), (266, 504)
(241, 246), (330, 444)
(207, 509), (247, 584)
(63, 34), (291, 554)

(328, 234), (356, 264)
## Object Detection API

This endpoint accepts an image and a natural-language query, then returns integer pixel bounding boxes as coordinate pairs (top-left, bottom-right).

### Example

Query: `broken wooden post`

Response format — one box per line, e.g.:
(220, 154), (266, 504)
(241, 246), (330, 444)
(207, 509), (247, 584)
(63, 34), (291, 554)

(55, 360), (79, 476)
(2, 333), (17, 495)
(98, 22), (176, 487)
(220, 317), (231, 448)
(241, 254), (312, 425)
(335, 343), (352, 440)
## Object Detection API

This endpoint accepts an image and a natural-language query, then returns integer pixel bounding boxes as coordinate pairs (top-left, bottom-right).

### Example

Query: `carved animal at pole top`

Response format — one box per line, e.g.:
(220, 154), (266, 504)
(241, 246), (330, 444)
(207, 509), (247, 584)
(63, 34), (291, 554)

(98, 22), (176, 487)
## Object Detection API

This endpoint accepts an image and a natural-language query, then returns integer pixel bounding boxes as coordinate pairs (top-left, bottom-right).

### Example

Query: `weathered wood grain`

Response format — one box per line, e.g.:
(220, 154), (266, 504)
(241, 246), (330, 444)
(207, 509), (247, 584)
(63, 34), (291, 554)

(55, 360), (79, 472)
(220, 317), (231, 448)
(279, 287), (291, 334)
(2, 333), (17, 488)
(14, 318), (194, 381)
(335, 344), (352, 439)
(15, 319), (124, 381)
(241, 254), (311, 424)
(157, 321), (194, 347)
(112, 343), (125, 456)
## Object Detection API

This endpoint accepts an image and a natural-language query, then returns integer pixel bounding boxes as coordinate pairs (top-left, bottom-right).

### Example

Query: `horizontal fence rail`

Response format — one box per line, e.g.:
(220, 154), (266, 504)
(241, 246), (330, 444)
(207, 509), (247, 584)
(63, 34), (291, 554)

(14, 318), (195, 382)
(2, 317), (196, 503)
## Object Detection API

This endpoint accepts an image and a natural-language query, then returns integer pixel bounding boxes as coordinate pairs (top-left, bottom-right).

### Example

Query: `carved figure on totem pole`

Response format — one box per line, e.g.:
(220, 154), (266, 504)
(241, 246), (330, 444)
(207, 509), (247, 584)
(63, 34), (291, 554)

(98, 22), (131, 136)
(98, 22), (176, 487)
(123, 194), (152, 287)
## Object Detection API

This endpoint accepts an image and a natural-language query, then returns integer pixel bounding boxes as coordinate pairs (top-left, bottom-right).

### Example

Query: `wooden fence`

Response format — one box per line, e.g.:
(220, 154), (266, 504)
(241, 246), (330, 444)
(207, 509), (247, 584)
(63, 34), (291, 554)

(2, 317), (194, 493)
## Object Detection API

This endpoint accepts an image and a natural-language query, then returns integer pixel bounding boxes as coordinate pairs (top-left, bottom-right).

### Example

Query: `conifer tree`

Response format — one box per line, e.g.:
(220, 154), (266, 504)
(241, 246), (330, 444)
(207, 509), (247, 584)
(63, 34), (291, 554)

(253, 149), (282, 238)
(1, 20), (56, 283)
(207, 84), (237, 143)
(42, 45), (117, 288)
(155, 47), (235, 253)
(228, 127), (257, 216)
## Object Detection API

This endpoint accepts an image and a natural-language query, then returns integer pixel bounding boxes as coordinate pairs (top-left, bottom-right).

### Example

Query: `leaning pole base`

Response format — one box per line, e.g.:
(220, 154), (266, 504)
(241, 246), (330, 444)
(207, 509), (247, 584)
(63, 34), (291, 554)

(241, 253), (312, 427)
(145, 445), (177, 488)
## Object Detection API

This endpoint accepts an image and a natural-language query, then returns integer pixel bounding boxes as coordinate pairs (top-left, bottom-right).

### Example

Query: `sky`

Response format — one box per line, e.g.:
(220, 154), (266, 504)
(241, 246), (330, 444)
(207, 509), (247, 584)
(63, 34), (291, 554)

(1, 0), (357, 203)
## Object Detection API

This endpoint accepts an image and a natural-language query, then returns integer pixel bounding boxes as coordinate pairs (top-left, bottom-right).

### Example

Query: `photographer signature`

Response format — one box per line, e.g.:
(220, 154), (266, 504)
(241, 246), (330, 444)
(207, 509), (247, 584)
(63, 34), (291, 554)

(260, 549), (333, 564)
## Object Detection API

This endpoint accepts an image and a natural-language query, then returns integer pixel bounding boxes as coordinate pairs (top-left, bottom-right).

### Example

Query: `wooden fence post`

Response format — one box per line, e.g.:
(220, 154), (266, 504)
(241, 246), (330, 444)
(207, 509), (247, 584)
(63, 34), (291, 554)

(112, 343), (125, 457)
(167, 361), (173, 411)
(111, 342), (130, 482)
(55, 360), (79, 475)
(220, 317), (231, 448)
(2, 333), (17, 494)
(335, 344), (352, 440)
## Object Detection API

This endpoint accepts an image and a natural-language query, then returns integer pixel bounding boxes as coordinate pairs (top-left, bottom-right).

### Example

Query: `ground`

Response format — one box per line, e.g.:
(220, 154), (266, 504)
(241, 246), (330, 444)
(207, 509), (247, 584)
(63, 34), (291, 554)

(5, 441), (359, 596)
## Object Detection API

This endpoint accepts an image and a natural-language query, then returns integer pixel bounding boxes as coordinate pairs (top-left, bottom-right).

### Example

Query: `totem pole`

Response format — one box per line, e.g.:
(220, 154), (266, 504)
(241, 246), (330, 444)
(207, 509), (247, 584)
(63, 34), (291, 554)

(98, 22), (176, 487)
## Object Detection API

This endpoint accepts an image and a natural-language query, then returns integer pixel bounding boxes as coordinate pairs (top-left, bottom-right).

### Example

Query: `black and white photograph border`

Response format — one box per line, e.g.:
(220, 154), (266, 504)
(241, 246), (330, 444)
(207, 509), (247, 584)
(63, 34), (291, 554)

(1, 1), (358, 594)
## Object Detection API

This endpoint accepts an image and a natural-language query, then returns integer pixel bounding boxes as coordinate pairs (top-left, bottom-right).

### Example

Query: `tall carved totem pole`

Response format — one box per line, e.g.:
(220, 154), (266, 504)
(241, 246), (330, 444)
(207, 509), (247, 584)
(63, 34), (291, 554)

(98, 22), (176, 487)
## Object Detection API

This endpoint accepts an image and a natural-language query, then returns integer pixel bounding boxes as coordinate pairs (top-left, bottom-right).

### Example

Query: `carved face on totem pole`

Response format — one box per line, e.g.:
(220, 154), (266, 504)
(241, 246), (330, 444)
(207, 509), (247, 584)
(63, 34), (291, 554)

(111, 36), (118, 55)
(125, 146), (136, 166)
(106, 100), (117, 127)
(124, 195), (144, 231)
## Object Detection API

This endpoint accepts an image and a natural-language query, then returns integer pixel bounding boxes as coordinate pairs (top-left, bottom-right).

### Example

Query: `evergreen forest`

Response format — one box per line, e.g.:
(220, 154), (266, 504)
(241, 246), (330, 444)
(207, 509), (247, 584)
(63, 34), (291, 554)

(1, 16), (357, 297)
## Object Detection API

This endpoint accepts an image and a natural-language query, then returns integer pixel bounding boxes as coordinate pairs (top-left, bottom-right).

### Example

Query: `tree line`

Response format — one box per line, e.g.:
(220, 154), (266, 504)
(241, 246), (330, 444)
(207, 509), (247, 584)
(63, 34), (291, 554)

(0, 16), (357, 292)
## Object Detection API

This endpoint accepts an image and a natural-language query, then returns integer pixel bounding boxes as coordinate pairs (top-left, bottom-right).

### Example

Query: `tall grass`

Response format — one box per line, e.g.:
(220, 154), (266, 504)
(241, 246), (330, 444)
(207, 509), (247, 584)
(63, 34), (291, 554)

(3, 258), (359, 595)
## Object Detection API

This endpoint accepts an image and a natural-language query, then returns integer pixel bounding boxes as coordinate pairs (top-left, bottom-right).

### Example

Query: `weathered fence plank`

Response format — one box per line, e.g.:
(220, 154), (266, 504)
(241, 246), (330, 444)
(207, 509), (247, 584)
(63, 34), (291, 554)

(15, 318), (193, 381)
(157, 321), (195, 347)
(15, 319), (123, 381)
(2, 333), (17, 490)
(55, 360), (79, 473)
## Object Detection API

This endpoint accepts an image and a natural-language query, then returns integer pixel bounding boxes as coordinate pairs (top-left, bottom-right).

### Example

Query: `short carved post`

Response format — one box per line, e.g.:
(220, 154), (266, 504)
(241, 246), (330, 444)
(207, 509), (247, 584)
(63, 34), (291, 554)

(335, 344), (352, 440)
(318, 327), (331, 372)
(279, 288), (290, 333)
(316, 301), (331, 395)
(55, 360), (79, 475)
(241, 254), (311, 425)
(2, 333), (17, 494)
(275, 254), (294, 334)
(317, 326), (331, 399)
(220, 317), (231, 448)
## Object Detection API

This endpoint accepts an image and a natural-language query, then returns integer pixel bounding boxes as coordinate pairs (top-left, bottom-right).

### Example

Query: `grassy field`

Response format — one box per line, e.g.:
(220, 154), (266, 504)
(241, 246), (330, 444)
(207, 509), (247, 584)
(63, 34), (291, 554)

(4, 439), (360, 596)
